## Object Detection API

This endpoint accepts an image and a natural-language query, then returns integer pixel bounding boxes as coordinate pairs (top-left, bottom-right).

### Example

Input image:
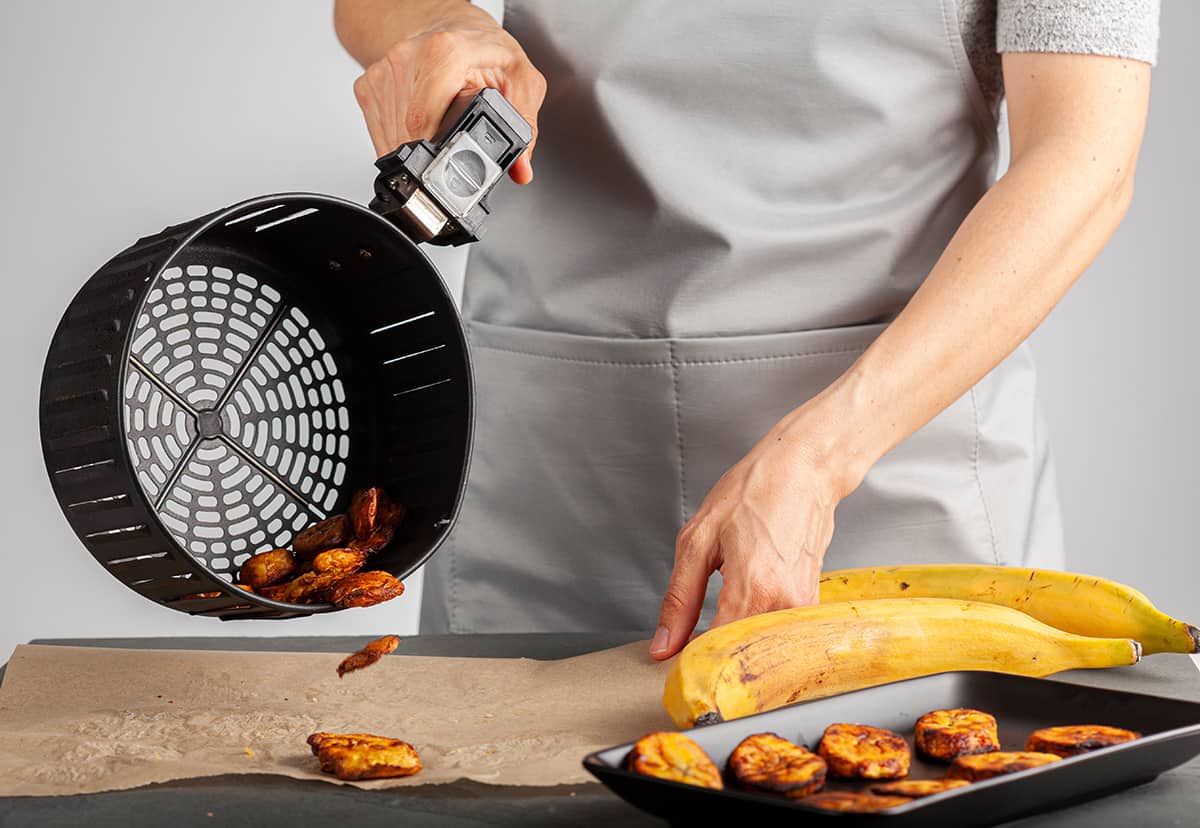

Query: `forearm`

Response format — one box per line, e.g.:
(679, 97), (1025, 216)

(787, 55), (1150, 497)
(334, 0), (480, 67)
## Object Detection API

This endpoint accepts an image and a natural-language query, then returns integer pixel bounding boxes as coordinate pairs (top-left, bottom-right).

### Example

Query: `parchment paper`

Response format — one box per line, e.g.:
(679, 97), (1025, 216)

(0, 642), (672, 796)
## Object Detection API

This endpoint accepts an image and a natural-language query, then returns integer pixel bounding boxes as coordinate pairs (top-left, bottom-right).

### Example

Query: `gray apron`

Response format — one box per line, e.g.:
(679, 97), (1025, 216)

(420, 0), (1064, 633)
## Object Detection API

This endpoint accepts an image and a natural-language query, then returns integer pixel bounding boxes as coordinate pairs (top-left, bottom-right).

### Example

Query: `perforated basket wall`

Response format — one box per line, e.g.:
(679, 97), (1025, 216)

(40, 194), (473, 619)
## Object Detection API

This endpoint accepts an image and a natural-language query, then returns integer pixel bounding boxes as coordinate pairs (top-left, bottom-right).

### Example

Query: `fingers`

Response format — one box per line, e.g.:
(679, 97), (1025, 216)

(508, 154), (534, 185)
(353, 28), (547, 184)
(353, 73), (392, 158)
(650, 521), (716, 661)
(502, 62), (546, 184)
(401, 32), (479, 142)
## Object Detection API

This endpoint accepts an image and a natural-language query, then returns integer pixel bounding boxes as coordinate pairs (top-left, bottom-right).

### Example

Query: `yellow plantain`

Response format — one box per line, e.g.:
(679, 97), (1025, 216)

(819, 565), (1199, 656)
(663, 598), (1141, 728)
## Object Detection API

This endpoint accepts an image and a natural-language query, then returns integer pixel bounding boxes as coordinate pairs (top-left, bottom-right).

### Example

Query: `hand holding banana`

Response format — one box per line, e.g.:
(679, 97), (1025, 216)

(663, 565), (1199, 728)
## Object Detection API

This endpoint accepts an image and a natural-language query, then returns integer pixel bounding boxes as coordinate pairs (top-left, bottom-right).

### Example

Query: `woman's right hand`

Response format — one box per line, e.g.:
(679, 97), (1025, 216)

(339, 1), (546, 183)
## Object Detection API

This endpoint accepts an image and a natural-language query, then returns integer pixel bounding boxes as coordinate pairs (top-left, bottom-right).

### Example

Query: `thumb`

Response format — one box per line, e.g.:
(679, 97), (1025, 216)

(650, 527), (715, 660)
(508, 151), (534, 184)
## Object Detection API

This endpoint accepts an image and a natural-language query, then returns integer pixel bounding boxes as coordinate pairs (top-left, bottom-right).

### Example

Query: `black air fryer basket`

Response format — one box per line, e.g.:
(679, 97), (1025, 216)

(40, 193), (473, 619)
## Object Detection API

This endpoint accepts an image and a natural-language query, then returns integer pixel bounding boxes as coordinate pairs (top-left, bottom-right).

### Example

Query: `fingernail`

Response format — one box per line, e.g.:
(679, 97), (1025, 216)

(650, 625), (670, 655)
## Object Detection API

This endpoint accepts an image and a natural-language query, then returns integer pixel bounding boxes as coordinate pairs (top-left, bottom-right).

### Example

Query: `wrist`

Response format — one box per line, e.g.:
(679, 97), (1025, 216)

(771, 361), (889, 501)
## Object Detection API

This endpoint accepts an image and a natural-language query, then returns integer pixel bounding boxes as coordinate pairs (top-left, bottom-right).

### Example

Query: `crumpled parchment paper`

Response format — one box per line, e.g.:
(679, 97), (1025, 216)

(0, 642), (671, 796)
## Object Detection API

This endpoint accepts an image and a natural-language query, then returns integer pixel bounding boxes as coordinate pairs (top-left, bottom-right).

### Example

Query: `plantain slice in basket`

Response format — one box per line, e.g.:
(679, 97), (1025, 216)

(292, 514), (352, 561)
(728, 732), (827, 798)
(624, 732), (723, 790)
(945, 751), (1061, 781)
(329, 571), (405, 609)
(238, 548), (297, 589)
(818, 723), (911, 780)
(915, 708), (1000, 761)
(1025, 725), (1141, 757)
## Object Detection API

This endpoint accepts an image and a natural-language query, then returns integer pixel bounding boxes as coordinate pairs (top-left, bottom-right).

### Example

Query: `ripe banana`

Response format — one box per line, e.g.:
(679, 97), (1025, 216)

(819, 565), (1199, 656)
(662, 598), (1141, 728)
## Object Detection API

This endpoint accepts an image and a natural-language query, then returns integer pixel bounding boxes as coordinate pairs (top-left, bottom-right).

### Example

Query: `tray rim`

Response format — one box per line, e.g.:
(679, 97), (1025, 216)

(581, 668), (1200, 816)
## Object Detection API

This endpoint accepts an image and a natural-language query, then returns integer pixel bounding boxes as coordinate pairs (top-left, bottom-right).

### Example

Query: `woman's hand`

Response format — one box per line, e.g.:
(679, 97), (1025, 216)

(649, 404), (859, 661)
(335, 0), (546, 182)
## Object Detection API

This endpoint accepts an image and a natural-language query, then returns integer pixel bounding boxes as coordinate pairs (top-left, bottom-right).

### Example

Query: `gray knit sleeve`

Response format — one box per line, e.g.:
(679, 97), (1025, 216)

(997, 0), (1160, 65)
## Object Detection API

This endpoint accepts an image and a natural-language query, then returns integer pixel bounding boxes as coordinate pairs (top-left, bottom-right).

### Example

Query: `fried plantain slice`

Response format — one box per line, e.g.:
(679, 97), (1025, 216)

(348, 524), (395, 556)
(258, 570), (344, 604)
(915, 708), (1000, 761)
(337, 634), (402, 678)
(945, 751), (1062, 781)
(870, 778), (971, 798)
(307, 731), (422, 780)
(817, 723), (911, 779)
(328, 571), (406, 609)
(349, 488), (386, 540)
(625, 732), (724, 790)
(238, 548), (297, 589)
(292, 514), (351, 561)
(802, 792), (912, 812)
(308, 731), (376, 754)
(728, 732), (827, 797)
(256, 582), (289, 602)
(312, 548), (368, 575)
(1025, 725), (1141, 757)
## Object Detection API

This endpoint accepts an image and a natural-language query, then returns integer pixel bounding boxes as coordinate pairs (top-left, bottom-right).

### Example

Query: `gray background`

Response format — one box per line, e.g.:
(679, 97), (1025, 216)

(0, 1), (1194, 663)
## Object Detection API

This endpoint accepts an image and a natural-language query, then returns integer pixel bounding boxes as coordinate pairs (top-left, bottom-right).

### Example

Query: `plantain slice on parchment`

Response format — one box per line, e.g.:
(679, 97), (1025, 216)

(307, 732), (422, 780)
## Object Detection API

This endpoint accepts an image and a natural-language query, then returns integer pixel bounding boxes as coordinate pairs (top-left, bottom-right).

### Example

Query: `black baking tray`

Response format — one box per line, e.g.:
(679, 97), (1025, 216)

(583, 671), (1200, 826)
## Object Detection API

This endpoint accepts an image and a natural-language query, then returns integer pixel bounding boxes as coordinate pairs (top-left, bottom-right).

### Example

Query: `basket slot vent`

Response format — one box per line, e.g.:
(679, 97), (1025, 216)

(370, 310), (435, 336)
(382, 344), (446, 366)
(44, 388), (109, 413)
(47, 335), (123, 369)
(108, 556), (190, 583)
(91, 537), (168, 563)
(254, 207), (319, 233)
(46, 424), (111, 452)
(52, 457), (118, 488)
(224, 204), (286, 226)
(66, 288), (136, 324)
(102, 550), (168, 567)
(50, 352), (113, 379)
(50, 442), (116, 472)
(67, 493), (131, 513)
(394, 377), (453, 397)
(85, 523), (150, 544)
(140, 576), (214, 602)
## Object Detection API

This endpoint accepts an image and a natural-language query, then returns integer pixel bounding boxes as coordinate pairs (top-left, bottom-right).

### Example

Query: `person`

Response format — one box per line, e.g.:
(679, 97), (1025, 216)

(333, 0), (1158, 659)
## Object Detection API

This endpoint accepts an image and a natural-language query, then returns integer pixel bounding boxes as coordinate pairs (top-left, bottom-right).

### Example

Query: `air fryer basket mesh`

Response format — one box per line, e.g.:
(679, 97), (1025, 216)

(40, 194), (473, 619)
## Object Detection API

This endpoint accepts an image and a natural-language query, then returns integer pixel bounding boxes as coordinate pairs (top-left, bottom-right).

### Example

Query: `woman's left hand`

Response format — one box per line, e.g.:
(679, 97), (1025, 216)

(648, 408), (854, 660)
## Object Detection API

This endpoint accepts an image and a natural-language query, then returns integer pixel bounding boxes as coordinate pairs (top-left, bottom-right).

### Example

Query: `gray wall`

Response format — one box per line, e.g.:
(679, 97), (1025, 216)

(0, 1), (1193, 662)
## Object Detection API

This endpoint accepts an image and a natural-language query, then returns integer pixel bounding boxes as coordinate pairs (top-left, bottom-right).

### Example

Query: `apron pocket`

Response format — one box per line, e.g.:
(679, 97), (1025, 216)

(431, 321), (681, 633)
(673, 322), (999, 569)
